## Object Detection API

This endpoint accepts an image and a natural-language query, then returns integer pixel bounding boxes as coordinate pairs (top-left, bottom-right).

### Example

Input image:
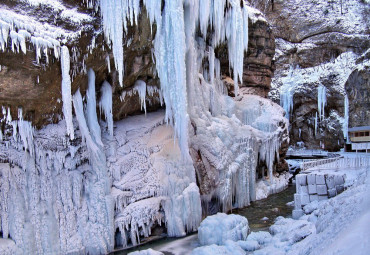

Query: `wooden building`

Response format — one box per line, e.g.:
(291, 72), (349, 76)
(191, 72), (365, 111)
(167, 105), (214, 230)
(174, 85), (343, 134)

(348, 126), (370, 152)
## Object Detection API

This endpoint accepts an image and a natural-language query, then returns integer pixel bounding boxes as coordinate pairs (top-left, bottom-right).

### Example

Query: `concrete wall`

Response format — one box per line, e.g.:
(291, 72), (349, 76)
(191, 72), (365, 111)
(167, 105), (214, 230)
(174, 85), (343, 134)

(292, 172), (345, 219)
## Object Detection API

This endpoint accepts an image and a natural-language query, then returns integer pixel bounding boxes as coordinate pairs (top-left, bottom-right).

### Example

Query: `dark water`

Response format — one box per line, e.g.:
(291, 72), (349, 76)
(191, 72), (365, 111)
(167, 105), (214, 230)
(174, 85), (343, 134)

(113, 184), (296, 255)
(232, 184), (296, 231)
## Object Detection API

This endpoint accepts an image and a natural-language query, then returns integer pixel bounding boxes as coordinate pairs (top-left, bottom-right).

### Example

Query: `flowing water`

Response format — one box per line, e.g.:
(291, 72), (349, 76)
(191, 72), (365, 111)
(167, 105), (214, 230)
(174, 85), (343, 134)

(113, 184), (296, 255)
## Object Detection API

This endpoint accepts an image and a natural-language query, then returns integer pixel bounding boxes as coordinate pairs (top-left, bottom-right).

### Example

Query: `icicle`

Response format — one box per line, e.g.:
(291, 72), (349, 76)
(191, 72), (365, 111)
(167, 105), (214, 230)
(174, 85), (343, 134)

(315, 112), (318, 137)
(100, 0), (141, 86)
(343, 94), (349, 143)
(143, 0), (162, 30)
(99, 81), (114, 136)
(208, 46), (215, 84)
(6, 107), (12, 124)
(11, 108), (35, 155)
(280, 65), (295, 120)
(210, 0), (227, 46)
(86, 68), (103, 146)
(317, 84), (326, 121)
(199, 0), (211, 39)
(133, 80), (147, 114)
(154, 0), (190, 158)
(225, 1), (249, 96)
(60, 46), (74, 140)
(72, 89), (98, 153)
(106, 55), (111, 73)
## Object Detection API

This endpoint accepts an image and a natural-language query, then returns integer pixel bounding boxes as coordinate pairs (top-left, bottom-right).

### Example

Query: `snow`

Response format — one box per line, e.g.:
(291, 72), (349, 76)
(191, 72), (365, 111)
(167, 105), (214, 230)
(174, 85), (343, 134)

(129, 249), (164, 255)
(61, 46), (74, 140)
(198, 213), (249, 246)
(255, 172), (291, 200)
(0, 239), (16, 255)
(0, 5), (86, 63)
(191, 241), (245, 255)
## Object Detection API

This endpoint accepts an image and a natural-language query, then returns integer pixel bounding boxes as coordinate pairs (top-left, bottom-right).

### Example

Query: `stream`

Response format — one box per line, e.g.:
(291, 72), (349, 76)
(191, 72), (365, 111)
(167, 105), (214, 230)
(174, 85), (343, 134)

(113, 184), (296, 255)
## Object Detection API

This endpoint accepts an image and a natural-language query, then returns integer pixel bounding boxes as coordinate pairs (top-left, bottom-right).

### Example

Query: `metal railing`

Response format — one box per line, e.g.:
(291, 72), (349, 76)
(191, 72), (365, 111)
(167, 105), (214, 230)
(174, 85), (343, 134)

(286, 149), (328, 157)
(301, 156), (370, 171)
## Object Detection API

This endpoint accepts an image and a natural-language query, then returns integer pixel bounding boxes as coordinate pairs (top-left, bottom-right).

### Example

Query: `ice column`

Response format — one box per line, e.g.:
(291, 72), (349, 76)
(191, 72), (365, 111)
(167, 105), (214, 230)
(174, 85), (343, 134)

(280, 65), (295, 120)
(73, 89), (99, 153)
(317, 84), (326, 121)
(154, 0), (190, 158)
(343, 94), (349, 143)
(16, 108), (34, 155)
(61, 46), (74, 140)
(86, 68), (103, 146)
(133, 80), (147, 113)
(99, 81), (114, 136)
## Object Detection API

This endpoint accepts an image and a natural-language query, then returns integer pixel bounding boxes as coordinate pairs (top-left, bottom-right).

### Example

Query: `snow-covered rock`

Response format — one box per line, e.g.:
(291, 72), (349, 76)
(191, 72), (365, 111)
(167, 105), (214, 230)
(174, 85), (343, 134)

(198, 213), (249, 246)
(128, 248), (164, 255)
(191, 241), (246, 255)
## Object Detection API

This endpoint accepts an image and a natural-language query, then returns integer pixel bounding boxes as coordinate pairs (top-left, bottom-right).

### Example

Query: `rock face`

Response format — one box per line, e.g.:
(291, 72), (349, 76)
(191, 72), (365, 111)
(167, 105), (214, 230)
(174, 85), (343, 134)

(217, 7), (275, 98)
(250, 0), (370, 150)
(0, 1), (161, 128)
(345, 66), (370, 127)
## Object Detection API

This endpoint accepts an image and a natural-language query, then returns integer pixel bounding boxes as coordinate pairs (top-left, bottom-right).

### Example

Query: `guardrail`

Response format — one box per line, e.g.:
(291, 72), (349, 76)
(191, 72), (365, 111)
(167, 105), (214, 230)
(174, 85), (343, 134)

(286, 149), (328, 157)
(301, 156), (370, 171)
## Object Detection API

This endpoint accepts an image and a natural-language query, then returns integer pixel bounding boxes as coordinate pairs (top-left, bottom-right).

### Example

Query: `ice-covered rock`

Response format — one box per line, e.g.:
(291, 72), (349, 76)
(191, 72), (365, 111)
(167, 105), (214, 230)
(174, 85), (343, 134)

(198, 213), (249, 246)
(128, 248), (164, 255)
(191, 241), (245, 255)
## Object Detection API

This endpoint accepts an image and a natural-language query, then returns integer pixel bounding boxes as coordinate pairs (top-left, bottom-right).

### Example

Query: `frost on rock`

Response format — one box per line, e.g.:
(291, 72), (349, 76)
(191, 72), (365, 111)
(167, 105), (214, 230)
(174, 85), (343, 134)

(0, 3), (89, 63)
(198, 213), (249, 246)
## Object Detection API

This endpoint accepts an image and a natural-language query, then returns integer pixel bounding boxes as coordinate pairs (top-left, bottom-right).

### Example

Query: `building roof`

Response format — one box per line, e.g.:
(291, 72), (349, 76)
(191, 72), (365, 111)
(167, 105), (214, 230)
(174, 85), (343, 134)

(348, 126), (370, 132)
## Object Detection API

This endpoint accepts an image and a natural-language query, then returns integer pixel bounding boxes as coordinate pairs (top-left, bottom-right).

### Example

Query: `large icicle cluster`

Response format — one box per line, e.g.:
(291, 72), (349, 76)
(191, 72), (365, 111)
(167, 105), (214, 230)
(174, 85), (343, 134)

(98, 0), (250, 157)
(0, 1), (291, 254)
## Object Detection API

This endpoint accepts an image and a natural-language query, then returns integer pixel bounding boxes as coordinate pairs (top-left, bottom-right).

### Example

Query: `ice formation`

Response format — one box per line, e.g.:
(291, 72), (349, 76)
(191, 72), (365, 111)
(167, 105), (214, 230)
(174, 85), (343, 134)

(343, 94), (349, 142)
(61, 46), (74, 140)
(0, 1), (291, 254)
(99, 81), (114, 136)
(198, 213), (249, 246)
(279, 65), (296, 120)
(317, 84), (326, 121)
(86, 69), (103, 147)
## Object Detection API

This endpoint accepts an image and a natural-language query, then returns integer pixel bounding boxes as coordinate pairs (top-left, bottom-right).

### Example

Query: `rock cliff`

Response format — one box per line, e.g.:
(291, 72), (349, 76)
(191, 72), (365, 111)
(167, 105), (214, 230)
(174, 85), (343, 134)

(250, 0), (370, 150)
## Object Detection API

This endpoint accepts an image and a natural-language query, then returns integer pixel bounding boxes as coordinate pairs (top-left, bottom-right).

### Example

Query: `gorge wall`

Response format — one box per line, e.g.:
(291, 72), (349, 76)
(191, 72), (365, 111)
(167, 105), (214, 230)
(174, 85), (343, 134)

(251, 0), (370, 151)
